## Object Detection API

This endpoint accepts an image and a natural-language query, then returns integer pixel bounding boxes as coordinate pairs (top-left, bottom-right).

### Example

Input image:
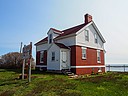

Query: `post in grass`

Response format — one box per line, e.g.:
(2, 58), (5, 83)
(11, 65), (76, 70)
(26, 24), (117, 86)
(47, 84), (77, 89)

(28, 42), (32, 82)
(22, 42), (32, 82)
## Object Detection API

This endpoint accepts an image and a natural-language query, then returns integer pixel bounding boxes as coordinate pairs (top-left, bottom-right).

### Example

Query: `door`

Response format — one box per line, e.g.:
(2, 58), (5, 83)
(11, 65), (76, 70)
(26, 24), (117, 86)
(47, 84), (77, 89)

(61, 50), (68, 69)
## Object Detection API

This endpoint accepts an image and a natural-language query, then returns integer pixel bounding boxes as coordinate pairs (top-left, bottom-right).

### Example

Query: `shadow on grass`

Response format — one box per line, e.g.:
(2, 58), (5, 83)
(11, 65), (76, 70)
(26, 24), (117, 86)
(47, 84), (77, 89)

(0, 68), (22, 74)
(0, 90), (15, 96)
(0, 68), (64, 76)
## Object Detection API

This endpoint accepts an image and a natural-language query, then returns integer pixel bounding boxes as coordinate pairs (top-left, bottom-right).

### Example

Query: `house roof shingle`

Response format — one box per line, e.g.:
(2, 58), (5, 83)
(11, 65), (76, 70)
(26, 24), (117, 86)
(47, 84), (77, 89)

(35, 37), (48, 45)
(60, 23), (86, 37)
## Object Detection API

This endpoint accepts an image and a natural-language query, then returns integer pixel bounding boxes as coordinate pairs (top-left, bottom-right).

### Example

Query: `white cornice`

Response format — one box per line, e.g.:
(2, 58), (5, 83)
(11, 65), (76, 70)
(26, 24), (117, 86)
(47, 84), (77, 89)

(71, 65), (105, 68)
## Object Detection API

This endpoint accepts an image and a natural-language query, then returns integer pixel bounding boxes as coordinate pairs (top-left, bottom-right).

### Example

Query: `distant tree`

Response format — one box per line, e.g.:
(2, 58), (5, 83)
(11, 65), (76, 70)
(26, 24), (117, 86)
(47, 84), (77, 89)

(0, 52), (23, 68)
(0, 52), (35, 69)
(0, 58), (3, 64)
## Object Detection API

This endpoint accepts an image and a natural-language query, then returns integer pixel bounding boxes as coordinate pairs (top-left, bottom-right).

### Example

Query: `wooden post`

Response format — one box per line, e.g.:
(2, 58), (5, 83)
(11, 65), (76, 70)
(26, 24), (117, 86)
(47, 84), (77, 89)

(28, 42), (32, 82)
(22, 59), (25, 80)
(28, 58), (31, 82)
(22, 42), (32, 82)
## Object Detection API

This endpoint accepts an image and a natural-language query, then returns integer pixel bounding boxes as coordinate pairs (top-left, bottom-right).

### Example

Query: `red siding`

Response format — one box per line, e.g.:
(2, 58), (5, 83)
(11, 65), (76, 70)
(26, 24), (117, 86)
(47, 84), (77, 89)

(70, 45), (105, 75)
(36, 51), (40, 65)
(70, 46), (76, 66)
(72, 67), (105, 75)
(43, 50), (47, 65)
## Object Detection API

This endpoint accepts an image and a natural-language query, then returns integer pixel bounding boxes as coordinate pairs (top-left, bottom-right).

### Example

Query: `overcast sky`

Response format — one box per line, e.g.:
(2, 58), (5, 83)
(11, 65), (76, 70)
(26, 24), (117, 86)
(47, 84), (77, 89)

(0, 0), (128, 64)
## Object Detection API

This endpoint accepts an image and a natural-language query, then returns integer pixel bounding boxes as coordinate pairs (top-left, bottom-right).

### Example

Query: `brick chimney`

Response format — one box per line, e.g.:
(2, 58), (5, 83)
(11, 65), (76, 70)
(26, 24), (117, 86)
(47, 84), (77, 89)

(84, 14), (92, 24)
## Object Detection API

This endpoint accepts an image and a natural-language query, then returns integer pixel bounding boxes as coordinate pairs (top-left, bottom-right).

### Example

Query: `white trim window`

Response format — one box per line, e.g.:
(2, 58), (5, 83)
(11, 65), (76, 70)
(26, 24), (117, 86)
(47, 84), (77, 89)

(82, 47), (86, 59)
(52, 52), (55, 61)
(97, 50), (101, 63)
(95, 33), (98, 43)
(85, 30), (89, 41)
(40, 51), (44, 63)
(49, 34), (52, 44)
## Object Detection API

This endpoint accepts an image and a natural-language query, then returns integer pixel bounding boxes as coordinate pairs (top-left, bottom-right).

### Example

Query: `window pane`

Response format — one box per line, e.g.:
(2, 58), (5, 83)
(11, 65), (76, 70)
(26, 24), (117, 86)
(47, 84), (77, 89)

(82, 47), (86, 59)
(97, 50), (101, 62)
(40, 51), (44, 63)
(52, 52), (55, 61)
(95, 34), (98, 43)
(85, 30), (89, 41)
(49, 34), (52, 43)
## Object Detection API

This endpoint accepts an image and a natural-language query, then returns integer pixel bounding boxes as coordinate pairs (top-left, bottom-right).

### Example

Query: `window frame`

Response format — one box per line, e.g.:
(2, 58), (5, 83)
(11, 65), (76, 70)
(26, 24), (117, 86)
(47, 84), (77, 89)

(97, 50), (101, 63)
(40, 51), (44, 63)
(49, 34), (52, 44)
(95, 33), (98, 44)
(51, 51), (55, 61)
(82, 47), (86, 59)
(85, 30), (89, 41)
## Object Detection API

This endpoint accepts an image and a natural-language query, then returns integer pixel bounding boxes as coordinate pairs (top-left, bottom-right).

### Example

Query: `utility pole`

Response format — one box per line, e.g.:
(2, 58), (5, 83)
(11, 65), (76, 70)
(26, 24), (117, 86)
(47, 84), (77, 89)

(20, 42), (23, 53)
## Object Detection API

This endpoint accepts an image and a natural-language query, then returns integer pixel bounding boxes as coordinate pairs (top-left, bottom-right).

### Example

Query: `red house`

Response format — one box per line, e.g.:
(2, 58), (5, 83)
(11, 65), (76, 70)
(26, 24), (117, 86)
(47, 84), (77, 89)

(35, 14), (106, 75)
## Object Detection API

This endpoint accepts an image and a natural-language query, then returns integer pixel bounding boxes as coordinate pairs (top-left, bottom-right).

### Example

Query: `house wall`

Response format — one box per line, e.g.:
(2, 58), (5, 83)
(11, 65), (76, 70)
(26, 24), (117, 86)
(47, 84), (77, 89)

(47, 44), (61, 70)
(36, 43), (48, 51)
(76, 24), (104, 50)
(36, 43), (48, 68)
(57, 36), (76, 46)
(71, 67), (105, 75)
(70, 45), (105, 74)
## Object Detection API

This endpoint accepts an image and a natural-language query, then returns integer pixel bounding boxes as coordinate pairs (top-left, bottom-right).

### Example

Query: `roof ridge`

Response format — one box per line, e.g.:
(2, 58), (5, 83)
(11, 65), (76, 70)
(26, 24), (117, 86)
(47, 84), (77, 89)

(62, 23), (85, 32)
(50, 28), (62, 33)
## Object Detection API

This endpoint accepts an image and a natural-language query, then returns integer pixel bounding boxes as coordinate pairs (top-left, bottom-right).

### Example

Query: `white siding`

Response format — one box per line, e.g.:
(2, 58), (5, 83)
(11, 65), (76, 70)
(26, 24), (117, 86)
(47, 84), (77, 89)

(36, 43), (48, 51)
(76, 24), (104, 50)
(57, 36), (76, 46)
(47, 44), (61, 70)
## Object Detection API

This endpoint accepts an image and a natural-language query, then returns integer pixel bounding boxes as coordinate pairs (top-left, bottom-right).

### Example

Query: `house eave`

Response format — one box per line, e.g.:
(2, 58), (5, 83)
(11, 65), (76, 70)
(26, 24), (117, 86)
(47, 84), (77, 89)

(34, 41), (47, 46)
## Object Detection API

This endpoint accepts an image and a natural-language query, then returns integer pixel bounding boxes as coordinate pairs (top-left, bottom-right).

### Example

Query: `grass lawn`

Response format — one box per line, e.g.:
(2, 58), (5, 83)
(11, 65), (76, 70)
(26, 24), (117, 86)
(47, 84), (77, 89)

(0, 69), (128, 96)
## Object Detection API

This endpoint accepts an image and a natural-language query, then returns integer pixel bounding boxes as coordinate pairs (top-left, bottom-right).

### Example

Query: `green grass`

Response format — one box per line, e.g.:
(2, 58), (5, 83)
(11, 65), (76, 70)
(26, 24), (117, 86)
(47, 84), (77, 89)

(0, 69), (128, 96)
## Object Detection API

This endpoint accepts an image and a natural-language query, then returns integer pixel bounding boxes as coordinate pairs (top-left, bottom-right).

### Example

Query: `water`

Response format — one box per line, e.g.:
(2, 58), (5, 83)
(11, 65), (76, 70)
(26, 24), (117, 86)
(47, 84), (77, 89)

(106, 64), (128, 72)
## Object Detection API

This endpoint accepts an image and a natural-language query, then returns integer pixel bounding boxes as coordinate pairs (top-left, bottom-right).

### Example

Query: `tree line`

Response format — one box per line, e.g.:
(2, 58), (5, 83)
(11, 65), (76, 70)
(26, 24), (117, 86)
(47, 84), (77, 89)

(0, 52), (35, 69)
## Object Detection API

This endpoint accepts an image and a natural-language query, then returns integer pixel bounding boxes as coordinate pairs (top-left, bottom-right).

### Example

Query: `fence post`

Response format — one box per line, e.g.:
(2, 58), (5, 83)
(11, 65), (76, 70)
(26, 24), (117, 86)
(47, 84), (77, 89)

(124, 65), (125, 72)
(109, 65), (110, 71)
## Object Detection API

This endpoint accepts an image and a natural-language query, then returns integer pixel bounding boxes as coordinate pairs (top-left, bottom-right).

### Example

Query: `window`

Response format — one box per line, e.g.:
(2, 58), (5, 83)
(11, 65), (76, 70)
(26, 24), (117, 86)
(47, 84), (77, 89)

(97, 50), (101, 63)
(82, 47), (86, 59)
(49, 34), (52, 44)
(95, 34), (98, 43)
(85, 30), (89, 41)
(52, 52), (55, 61)
(98, 67), (102, 72)
(40, 51), (44, 63)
